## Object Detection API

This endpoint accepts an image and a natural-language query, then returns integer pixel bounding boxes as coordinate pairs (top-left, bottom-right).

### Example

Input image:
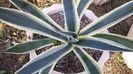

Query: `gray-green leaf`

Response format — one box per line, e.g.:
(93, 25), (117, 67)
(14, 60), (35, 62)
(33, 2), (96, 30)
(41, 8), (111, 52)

(15, 44), (72, 74)
(63, 0), (79, 33)
(93, 33), (133, 49)
(0, 7), (67, 42)
(5, 38), (56, 54)
(77, 0), (93, 17)
(40, 65), (52, 74)
(74, 47), (102, 74)
(80, 1), (133, 36)
(74, 38), (133, 51)
(10, 0), (64, 31)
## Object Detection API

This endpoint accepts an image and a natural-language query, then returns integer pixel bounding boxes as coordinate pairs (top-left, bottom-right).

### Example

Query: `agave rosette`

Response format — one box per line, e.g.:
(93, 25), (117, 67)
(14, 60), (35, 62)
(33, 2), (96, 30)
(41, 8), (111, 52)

(0, 0), (133, 74)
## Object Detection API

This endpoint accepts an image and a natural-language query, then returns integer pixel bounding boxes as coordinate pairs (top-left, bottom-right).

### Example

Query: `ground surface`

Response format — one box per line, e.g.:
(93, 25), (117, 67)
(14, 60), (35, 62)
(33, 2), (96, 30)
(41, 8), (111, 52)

(0, 0), (133, 74)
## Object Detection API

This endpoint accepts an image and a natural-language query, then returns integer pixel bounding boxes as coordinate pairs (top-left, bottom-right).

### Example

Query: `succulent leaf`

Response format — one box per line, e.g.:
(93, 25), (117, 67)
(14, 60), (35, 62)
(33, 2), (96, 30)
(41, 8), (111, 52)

(9, 0), (64, 31)
(15, 44), (72, 74)
(80, 1), (133, 36)
(77, 0), (93, 17)
(63, 0), (79, 33)
(5, 38), (56, 54)
(39, 65), (52, 74)
(93, 33), (133, 49)
(74, 38), (133, 51)
(73, 47), (102, 74)
(0, 7), (67, 42)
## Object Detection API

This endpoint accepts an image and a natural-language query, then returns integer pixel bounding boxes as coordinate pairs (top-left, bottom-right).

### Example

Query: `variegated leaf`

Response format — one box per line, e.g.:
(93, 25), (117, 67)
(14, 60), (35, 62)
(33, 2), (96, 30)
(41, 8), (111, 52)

(93, 33), (133, 49)
(74, 38), (133, 51)
(5, 38), (55, 54)
(63, 0), (79, 33)
(10, 0), (64, 31)
(15, 44), (72, 74)
(80, 1), (133, 36)
(0, 7), (67, 42)
(73, 47), (102, 74)
(77, 0), (93, 18)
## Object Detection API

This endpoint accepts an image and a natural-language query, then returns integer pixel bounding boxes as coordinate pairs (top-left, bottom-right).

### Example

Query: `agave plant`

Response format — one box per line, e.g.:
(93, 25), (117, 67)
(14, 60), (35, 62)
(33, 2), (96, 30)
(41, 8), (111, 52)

(0, 0), (133, 74)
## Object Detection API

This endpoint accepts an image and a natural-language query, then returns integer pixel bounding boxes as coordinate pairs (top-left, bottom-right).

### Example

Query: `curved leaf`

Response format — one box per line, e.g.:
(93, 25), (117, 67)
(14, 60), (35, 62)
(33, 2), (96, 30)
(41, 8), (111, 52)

(15, 44), (72, 74)
(74, 38), (133, 51)
(93, 33), (133, 49)
(39, 65), (52, 74)
(77, 0), (93, 17)
(80, 1), (133, 36)
(0, 7), (67, 42)
(63, 0), (79, 33)
(39, 61), (57, 74)
(4, 38), (56, 54)
(73, 47), (102, 74)
(9, 0), (64, 31)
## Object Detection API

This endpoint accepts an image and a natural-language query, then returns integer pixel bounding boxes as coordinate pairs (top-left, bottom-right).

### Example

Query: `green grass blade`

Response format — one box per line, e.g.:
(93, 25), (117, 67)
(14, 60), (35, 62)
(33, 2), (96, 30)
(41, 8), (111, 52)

(0, 7), (67, 42)
(74, 47), (102, 74)
(15, 44), (72, 74)
(77, 0), (93, 17)
(93, 33), (133, 49)
(74, 38), (133, 51)
(9, 0), (64, 31)
(80, 1), (133, 36)
(4, 38), (56, 54)
(63, 0), (79, 33)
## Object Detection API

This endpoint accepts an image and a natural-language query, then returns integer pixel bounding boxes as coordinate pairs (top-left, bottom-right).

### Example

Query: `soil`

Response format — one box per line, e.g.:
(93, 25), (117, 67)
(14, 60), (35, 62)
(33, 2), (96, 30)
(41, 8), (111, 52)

(0, 39), (29, 74)
(0, 0), (133, 74)
(0, 0), (10, 7)
(103, 53), (133, 74)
